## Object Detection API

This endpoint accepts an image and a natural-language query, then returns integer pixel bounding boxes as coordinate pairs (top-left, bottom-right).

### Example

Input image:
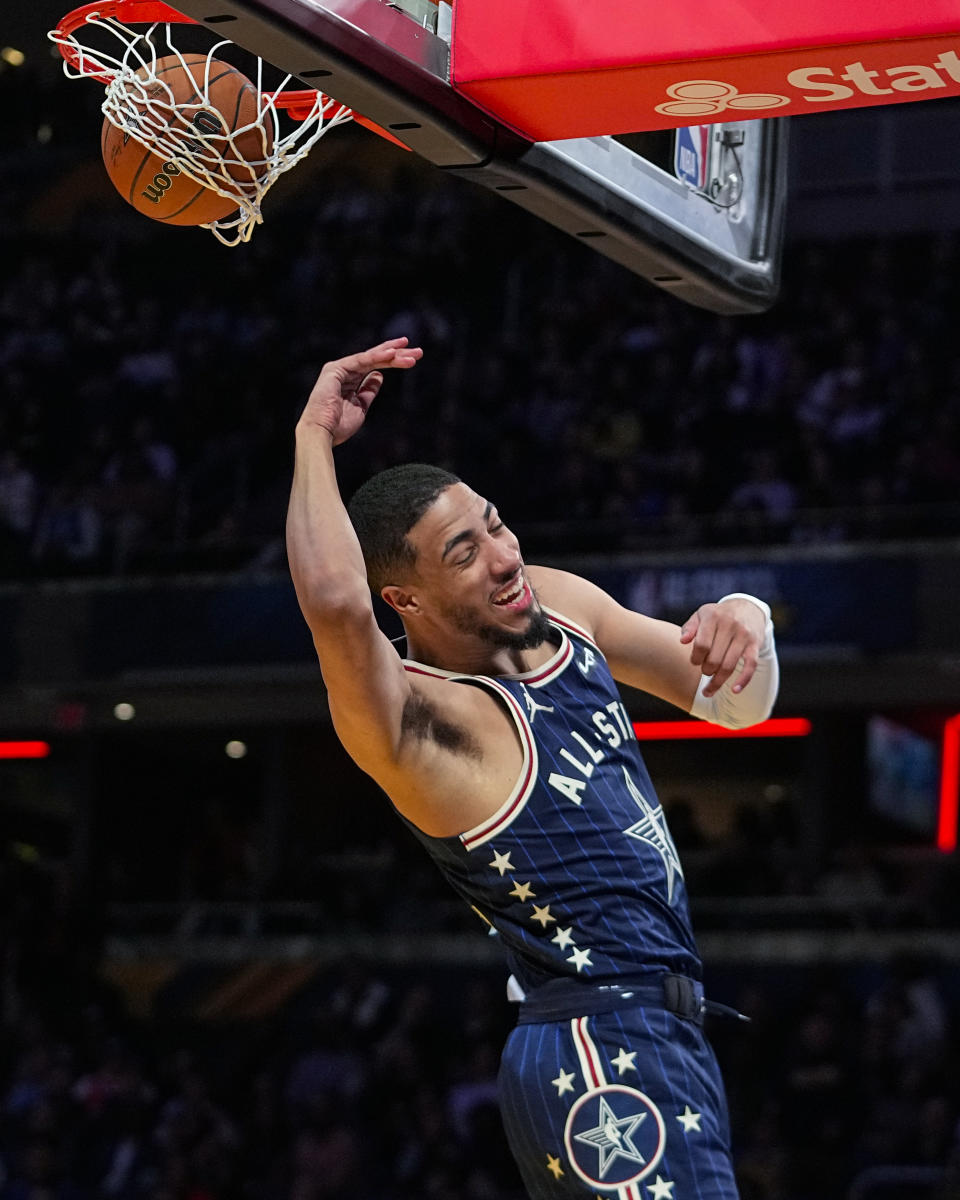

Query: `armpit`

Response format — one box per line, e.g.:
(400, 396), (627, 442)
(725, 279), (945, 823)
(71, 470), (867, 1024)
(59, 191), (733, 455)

(401, 690), (482, 760)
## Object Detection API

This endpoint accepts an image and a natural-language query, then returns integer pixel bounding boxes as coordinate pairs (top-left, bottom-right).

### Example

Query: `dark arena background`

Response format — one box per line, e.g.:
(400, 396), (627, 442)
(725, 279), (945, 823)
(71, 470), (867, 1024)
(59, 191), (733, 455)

(3, 4), (960, 1199)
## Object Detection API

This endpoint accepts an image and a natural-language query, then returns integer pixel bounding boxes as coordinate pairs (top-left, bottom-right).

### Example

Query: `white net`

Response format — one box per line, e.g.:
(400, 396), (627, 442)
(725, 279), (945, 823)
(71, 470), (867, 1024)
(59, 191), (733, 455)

(49, 9), (355, 244)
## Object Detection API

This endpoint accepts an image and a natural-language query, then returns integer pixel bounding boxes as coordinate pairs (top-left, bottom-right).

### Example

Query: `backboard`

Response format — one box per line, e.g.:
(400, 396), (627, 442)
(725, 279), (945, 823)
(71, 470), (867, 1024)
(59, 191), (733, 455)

(166, 0), (788, 314)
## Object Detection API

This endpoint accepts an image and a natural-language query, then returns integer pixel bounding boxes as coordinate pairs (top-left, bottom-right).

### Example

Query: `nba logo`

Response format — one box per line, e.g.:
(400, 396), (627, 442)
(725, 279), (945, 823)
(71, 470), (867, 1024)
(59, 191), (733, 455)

(674, 125), (710, 191)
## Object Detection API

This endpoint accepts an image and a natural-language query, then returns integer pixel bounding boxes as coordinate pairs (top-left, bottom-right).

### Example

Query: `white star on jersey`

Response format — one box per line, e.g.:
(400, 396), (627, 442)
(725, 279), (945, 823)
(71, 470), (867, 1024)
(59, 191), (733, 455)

(552, 1068), (576, 1096)
(647, 1175), (675, 1200)
(611, 1047), (637, 1075)
(622, 767), (684, 905)
(552, 926), (575, 950)
(510, 880), (536, 901)
(489, 849), (514, 876)
(676, 1105), (702, 1133)
(567, 946), (592, 973)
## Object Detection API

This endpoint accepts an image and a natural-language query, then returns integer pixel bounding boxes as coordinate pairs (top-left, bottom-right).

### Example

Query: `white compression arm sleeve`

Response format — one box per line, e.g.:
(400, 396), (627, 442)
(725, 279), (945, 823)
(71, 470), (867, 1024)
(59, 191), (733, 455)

(688, 593), (779, 730)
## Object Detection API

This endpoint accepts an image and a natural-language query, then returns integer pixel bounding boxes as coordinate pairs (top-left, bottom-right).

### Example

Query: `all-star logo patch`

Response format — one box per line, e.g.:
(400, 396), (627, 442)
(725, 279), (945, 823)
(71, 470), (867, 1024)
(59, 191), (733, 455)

(563, 1084), (665, 1189)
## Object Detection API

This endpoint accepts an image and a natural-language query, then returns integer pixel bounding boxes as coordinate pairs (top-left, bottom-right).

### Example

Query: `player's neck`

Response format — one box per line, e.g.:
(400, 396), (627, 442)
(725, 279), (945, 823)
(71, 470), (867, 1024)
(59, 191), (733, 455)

(403, 629), (557, 678)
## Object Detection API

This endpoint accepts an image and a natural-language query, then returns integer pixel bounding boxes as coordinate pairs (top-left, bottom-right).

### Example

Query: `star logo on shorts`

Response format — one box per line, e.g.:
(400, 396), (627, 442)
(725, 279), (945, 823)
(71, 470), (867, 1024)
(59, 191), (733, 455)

(574, 1094), (647, 1178)
(564, 1084), (666, 1189)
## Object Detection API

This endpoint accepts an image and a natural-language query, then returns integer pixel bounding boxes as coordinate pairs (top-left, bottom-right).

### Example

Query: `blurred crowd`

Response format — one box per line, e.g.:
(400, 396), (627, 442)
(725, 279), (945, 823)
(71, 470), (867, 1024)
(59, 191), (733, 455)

(2, 65), (960, 579)
(0, 872), (526, 1200)
(2, 843), (960, 1200)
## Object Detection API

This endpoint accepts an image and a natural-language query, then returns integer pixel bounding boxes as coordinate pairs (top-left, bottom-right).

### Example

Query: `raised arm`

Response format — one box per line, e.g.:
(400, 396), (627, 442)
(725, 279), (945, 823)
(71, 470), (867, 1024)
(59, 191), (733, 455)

(286, 339), (423, 773)
(527, 566), (778, 729)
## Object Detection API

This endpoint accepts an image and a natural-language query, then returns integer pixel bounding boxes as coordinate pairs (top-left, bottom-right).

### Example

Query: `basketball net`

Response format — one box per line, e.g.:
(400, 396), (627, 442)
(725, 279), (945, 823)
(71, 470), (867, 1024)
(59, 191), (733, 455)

(49, 3), (355, 245)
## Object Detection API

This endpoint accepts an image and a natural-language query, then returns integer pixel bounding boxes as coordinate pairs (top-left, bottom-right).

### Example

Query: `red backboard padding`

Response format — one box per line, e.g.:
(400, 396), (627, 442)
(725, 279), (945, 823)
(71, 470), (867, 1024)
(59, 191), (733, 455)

(450, 0), (960, 138)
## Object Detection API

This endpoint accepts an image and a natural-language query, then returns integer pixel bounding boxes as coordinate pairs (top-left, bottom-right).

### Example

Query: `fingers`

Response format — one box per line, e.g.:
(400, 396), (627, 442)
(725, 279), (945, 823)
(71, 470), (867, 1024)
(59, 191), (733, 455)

(684, 608), (718, 668)
(694, 623), (736, 697)
(313, 340), (422, 406)
(679, 613), (699, 645)
(683, 605), (760, 697)
(703, 636), (749, 697)
(730, 649), (759, 695)
(339, 338), (423, 375)
(355, 371), (384, 412)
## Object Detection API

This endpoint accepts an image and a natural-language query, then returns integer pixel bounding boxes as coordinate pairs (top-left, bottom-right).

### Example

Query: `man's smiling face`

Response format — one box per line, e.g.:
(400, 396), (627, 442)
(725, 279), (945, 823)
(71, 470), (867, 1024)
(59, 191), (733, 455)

(402, 482), (550, 651)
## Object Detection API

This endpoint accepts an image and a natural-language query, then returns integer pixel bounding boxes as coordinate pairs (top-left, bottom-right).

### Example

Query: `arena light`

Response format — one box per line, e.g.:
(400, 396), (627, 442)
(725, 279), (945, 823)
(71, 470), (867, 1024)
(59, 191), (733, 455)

(938, 714), (960, 853)
(632, 717), (812, 741)
(0, 741), (50, 759)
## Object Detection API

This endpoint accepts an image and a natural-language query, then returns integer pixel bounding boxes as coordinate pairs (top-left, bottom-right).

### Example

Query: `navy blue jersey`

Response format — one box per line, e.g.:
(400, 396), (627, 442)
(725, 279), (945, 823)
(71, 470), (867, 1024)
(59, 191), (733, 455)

(401, 608), (701, 995)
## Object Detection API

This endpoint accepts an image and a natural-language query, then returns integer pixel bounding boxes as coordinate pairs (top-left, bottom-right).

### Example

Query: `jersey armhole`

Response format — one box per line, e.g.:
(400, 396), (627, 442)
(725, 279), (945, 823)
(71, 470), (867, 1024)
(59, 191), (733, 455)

(455, 677), (540, 852)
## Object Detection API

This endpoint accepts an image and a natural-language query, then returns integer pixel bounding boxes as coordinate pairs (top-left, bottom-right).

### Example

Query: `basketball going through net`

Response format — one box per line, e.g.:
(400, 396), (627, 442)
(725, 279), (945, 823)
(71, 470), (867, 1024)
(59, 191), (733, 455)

(49, 1), (389, 244)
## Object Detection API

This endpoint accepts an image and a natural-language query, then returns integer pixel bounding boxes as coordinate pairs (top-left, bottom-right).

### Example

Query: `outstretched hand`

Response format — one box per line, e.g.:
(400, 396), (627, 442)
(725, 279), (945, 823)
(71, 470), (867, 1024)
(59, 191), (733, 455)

(679, 598), (766, 698)
(299, 338), (423, 445)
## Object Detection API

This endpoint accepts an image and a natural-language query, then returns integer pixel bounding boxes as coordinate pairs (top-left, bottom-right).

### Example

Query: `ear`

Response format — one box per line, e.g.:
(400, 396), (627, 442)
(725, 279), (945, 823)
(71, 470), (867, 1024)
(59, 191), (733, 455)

(381, 584), (420, 618)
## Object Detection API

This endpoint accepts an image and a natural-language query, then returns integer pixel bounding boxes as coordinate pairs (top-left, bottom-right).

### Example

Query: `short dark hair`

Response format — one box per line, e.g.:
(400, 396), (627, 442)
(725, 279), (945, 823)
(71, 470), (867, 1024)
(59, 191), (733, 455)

(348, 463), (460, 593)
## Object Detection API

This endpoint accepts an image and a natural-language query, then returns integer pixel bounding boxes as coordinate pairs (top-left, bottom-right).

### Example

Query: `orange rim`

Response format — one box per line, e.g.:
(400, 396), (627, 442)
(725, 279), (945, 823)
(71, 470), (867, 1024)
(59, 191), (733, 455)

(53, 0), (410, 146)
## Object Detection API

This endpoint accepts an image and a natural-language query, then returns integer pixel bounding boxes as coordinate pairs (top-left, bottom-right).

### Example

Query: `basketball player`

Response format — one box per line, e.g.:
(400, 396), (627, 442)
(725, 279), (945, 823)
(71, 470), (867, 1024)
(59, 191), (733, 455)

(286, 338), (779, 1199)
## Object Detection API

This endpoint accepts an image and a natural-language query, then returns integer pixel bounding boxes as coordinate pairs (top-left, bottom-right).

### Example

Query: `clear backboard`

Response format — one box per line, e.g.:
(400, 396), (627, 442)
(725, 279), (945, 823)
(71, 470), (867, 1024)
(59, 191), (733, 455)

(155, 0), (789, 313)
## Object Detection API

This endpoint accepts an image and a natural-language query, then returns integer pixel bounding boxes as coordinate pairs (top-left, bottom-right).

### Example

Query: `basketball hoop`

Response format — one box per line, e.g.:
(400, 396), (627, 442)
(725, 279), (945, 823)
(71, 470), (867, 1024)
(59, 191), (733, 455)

(49, 1), (400, 244)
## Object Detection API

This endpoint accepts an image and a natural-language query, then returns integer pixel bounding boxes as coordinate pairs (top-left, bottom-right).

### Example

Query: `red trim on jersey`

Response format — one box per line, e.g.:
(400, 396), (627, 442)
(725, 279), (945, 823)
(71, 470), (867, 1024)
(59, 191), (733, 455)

(460, 679), (538, 849)
(542, 607), (600, 651)
(573, 1016), (605, 1088)
(400, 661), (539, 849)
(520, 631), (574, 685)
(403, 616), (578, 687)
(403, 663), (447, 678)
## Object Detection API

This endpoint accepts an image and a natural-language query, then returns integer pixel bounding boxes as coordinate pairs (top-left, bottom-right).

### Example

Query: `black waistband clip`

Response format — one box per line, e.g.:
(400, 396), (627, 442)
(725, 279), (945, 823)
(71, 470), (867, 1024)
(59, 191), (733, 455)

(662, 973), (704, 1021)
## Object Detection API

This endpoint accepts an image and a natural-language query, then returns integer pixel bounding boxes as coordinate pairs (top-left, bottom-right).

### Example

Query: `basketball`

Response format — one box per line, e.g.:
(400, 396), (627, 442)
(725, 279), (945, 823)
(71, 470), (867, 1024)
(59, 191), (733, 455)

(101, 54), (275, 227)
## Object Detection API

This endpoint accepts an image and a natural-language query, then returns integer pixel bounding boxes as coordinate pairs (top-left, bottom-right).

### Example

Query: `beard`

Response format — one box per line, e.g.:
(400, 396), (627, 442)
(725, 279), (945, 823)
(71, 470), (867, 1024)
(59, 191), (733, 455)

(443, 594), (552, 651)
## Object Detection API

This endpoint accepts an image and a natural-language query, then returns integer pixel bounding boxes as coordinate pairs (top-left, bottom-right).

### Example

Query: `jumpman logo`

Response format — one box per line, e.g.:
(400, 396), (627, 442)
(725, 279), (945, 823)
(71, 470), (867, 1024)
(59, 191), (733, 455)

(521, 685), (554, 723)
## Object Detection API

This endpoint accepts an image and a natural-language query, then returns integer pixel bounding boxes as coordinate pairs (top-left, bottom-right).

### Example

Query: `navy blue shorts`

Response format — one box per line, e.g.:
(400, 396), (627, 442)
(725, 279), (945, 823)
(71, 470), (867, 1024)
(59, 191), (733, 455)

(498, 1005), (738, 1199)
